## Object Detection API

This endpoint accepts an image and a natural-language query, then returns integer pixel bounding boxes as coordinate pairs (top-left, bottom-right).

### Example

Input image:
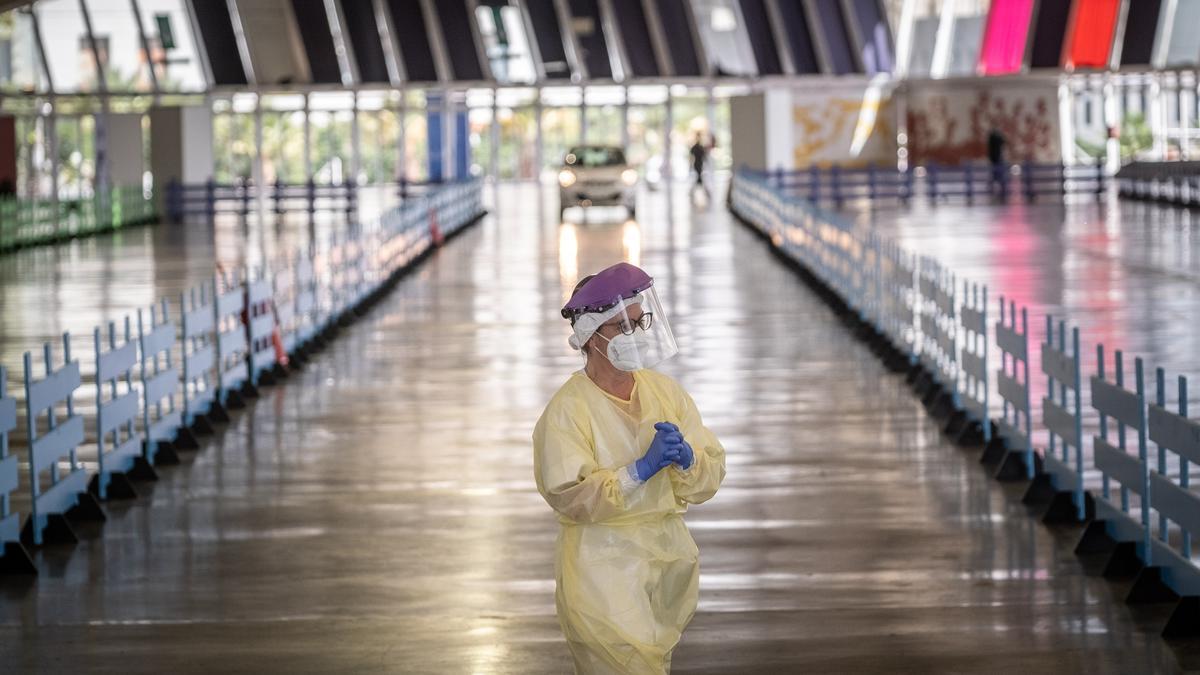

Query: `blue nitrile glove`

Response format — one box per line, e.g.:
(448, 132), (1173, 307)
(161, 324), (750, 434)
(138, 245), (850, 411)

(675, 439), (694, 470)
(654, 422), (694, 469)
(635, 423), (683, 481)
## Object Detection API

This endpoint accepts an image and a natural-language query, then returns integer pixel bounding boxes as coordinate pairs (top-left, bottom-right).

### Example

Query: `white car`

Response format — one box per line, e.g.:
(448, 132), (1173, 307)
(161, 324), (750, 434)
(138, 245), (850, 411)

(558, 145), (638, 217)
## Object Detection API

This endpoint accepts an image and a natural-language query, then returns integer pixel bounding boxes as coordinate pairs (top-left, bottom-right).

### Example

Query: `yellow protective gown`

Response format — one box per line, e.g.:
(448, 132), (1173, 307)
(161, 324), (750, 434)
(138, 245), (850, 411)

(533, 368), (726, 675)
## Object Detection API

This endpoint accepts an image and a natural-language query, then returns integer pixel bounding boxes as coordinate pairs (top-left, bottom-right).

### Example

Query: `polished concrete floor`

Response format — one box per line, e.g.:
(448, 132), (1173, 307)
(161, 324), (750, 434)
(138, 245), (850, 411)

(0, 183), (1192, 672)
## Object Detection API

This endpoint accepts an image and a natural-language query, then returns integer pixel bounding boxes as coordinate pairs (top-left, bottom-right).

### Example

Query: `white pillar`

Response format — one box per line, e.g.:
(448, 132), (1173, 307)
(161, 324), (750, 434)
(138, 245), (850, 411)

(149, 105), (214, 206)
(108, 113), (146, 188)
(351, 92), (361, 185)
(303, 94), (312, 181)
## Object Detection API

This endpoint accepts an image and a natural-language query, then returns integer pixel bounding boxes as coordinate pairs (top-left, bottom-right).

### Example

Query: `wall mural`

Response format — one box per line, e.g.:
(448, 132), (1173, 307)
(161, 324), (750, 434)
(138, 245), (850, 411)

(906, 89), (1059, 165)
(791, 95), (897, 167)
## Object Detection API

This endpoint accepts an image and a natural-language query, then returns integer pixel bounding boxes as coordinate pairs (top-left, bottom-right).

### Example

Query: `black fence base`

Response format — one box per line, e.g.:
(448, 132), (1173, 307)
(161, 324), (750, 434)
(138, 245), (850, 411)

(954, 420), (985, 447)
(0, 541), (37, 575)
(980, 435), (1008, 466)
(190, 412), (216, 436)
(208, 400), (232, 423)
(23, 514), (78, 547)
(150, 442), (180, 466)
(174, 426), (200, 451)
(1163, 597), (1200, 640)
(1127, 566), (1181, 604)
(223, 389), (247, 410)
(929, 393), (957, 421)
(240, 381), (260, 400)
(1103, 541), (1145, 579)
(66, 492), (107, 524)
(905, 362), (924, 384)
(1021, 473), (1058, 505)
(88, 472), (138, 501)
(1076, 520), (1118, 556)
(994, 450), (1032, 482)
(1041, 490), (1089, 524)
(126, 456), (159, 482)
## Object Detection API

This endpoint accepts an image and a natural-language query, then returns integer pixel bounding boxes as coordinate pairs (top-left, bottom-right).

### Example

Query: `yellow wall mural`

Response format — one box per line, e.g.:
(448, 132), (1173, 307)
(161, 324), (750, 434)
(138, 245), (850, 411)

(792, 96), (896, 168)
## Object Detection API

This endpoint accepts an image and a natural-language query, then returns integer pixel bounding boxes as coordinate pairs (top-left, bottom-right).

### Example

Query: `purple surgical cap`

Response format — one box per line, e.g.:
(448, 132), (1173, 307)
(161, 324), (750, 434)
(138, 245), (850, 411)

(560, 262), (653, 320)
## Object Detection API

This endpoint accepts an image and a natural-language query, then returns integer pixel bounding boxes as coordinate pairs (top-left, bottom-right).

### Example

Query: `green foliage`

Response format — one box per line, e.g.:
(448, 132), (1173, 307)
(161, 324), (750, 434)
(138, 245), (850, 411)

(1120, 112), (1153, 159)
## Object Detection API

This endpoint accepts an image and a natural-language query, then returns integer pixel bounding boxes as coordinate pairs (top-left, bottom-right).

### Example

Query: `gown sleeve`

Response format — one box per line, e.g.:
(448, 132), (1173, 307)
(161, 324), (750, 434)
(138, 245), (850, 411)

(533, 395), (641, 524)
(668, 385), (726, 505)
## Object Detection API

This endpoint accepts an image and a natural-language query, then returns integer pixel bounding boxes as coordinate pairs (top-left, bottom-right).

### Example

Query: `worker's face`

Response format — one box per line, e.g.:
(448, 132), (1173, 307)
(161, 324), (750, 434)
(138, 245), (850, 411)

(585, 304), (647, 367)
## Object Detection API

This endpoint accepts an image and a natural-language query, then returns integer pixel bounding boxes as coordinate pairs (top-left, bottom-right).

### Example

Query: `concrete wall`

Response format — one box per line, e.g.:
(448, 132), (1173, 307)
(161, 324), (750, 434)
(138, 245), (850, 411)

(108, 113), (144, 188)
(150, 105), (214, 210)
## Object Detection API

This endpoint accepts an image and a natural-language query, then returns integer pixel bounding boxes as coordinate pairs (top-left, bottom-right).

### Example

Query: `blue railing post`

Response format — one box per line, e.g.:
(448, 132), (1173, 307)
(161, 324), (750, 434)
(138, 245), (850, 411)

(867, 164), (878, 202)
(965, 164), (974, 202)
(307, 179), (317, 215)
(166, 179), (182, 224)
(205, 179), (216, 220)
(928, 163), (939, 202)
(274, 178), (284, 216)
(809, 164), (819, 202)
(831, 165), (843, 208)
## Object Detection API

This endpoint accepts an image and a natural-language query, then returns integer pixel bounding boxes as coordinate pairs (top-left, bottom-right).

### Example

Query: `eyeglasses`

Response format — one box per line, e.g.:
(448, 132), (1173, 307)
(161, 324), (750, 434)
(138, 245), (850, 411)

(601, 312), (654, 336)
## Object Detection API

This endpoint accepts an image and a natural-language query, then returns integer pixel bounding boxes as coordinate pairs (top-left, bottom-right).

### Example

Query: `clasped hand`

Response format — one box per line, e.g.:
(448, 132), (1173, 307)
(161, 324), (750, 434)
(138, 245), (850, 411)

(635, 422), (695, 481)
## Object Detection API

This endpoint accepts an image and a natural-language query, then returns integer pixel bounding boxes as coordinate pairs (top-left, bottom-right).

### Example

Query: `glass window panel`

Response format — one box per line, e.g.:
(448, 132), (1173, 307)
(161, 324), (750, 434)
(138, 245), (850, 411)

(475, 5), (537, 84)
(135, 0), (208, 91)
(941, 15), (985, 76)
(402, 108), (428, 181)
(583, 103), (621, 146)
(359, 109), (398, 183)
(542, 106), (581, 173)
(85, 0), (153, 92)
(36, 0), (95, 92)
(1164, 0), (1200, 68)
(691, 0), (757, 76)
(0, 10), (48, 93)
(496, 105), (537, 180)
(310, 109), (353, 185)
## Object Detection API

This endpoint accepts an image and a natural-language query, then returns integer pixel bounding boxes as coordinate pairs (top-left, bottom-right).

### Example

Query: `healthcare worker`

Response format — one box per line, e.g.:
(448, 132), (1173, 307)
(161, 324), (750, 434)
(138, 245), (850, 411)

(533, 262), (726, 674)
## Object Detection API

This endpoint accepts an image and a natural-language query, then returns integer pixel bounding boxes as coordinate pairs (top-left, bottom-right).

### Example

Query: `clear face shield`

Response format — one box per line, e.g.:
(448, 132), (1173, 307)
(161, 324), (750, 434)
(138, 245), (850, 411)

(584, 287), (678, 371)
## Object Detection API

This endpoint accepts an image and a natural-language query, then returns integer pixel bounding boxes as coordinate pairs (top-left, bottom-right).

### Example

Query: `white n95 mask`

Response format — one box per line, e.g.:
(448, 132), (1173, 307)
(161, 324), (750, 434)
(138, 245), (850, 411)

(597, 331), (654, 371)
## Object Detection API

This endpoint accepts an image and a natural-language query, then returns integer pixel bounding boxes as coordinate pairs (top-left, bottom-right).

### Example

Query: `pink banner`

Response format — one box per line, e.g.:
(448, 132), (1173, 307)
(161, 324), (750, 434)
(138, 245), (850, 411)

(979, 0), (1035, 75)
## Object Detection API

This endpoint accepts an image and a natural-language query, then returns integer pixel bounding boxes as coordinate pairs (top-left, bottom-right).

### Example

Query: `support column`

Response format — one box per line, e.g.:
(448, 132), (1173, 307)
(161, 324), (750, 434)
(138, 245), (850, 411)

(1149, 74), (1167, 160)
(534, 97), (544, 182)
(427, 91), (445, 181)
(490, 92), (501, 181)
(398, 99), (407, 182)
(664, 93), (673, 182)
(351, 92), (361, 185)
(453, 96), (470, 180)
(620, 87), (630, 150)
(1103, 77), (1120, 174)
(580, 87), (588, 144)
(303, 94), (312, 181)
(253, 97), (265, 221)
(108, 113), (147, 188)
(149, 104), (214, 213)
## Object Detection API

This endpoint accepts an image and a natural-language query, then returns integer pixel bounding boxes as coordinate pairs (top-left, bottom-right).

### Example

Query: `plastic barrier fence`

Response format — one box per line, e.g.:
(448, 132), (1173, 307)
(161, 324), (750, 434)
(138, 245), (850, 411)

(22, 336), (105, 546)
(93, 318), (142, 500)
(0, 179), (484, 576)
(729, 168), (1200, 638)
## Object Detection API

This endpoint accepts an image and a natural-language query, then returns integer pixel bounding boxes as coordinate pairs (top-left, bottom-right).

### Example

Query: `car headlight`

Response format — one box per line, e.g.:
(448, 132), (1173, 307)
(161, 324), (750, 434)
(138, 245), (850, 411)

(621, 169), (638, 186)
(558, 169), (577, 187)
